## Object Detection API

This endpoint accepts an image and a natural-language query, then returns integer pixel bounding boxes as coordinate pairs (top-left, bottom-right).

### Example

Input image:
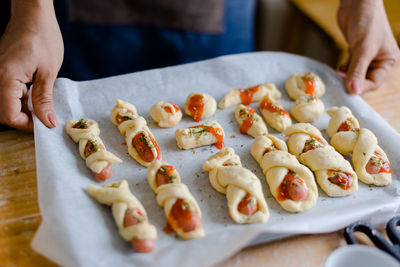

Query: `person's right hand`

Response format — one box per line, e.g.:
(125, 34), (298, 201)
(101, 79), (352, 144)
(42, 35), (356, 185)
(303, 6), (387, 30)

(0, 0), (63, 131)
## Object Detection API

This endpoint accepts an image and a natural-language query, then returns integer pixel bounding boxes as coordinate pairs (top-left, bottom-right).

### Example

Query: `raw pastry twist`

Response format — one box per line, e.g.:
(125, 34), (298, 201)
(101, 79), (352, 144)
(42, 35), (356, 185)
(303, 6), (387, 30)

(87, 180), (157, 252)
(147, 160), (205, 239)
(258, 92), (292, 132)
(150, 101), (182, 128)
(234, 104), (268, 137)
(111, 99), (162, 167)
(218, 83), (281, 109)
(251, 136), (318, 212)
(285, 123), (358, 197)
(285, 73), (325, 123)
(327, 106), (391, 186)
(175, 120), (225, 150)
(202, 148), (269, 224)
(65, 119), (122, 181)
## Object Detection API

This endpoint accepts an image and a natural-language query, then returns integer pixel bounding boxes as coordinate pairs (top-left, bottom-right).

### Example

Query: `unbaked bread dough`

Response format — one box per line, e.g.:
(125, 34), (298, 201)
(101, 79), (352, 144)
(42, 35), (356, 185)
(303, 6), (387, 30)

(147, 161), (205, 239)
(327, 106), (391, 186)
(183, 93), (216, 122)
(285, 73), (325, 123)
(202, 148), (269, 224)
(258, 93), (292, 132)
(285, 72), (325, 100)
(218, 83), (281, 109)
(65, 119), (122, 176)
(251, 136), (317, 212)
(234, 104), (268, 137)
(87, 180), (157, 251)
(175, 120), (225, 150)
(150, 101), (182, 128)
(290, 95), (325, 123)
(285, 123), (358, 197)
(111, 100), (161, 167)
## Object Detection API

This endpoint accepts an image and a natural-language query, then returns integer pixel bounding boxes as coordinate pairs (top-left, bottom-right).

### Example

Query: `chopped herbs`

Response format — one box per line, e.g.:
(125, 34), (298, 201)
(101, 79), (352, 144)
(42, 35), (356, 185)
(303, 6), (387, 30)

(73, 119), (88, 129)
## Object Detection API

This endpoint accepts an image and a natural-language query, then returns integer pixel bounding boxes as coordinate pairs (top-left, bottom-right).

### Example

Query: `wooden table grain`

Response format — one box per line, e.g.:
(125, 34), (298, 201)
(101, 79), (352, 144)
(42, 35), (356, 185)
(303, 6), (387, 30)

(1, 66), (399, 266)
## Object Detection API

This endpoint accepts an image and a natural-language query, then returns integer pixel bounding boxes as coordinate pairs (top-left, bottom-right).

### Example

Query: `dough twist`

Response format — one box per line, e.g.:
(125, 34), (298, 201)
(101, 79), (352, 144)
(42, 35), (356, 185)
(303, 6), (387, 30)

(234, 104), (268, 138)
(147, 160), (205, 239)
(111, 99), (162, 167)
(175, 120), (225, 150)
(202, 148), (269, 224)
(258, 92), (292, 132)
(218, 83), (281, 109)
(285, 123), (358, 197)
(251, 136), (318, 212)
(65, 119), (122, 181)
(87, 180), (157, 252)
(285, 73), (325, 123)
(327, 106), (391, 186)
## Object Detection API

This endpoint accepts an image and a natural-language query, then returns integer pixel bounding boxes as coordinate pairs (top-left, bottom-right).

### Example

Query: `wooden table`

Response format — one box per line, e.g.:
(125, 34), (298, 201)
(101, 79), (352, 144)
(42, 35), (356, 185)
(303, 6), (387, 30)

(1, 67), (399, 266)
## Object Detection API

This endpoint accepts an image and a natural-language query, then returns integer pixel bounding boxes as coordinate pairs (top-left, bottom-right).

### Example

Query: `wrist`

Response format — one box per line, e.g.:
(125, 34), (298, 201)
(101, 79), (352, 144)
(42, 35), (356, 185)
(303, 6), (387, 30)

(10, 0), (55, 20)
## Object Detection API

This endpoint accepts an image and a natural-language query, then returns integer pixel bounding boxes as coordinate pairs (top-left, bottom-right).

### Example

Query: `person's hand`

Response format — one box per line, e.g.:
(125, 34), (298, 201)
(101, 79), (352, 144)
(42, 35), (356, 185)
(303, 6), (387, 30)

(337, 0), (400, 94)
(0, 0), (63, 131)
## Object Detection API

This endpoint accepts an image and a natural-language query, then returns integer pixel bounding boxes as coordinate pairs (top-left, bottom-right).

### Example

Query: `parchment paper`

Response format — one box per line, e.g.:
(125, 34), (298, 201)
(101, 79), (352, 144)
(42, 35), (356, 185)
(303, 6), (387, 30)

(30, 52), (400, 267)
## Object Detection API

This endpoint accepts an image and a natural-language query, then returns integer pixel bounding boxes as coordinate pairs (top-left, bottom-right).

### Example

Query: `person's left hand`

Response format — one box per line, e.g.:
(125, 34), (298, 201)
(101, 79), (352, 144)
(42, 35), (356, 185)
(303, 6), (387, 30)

(337, 0), (400, 94)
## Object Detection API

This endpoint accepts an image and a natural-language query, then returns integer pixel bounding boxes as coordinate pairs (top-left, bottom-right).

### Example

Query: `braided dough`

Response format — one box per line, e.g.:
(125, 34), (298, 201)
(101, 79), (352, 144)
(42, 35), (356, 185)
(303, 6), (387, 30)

(251, 136), (318, 212)
(285, 73), (325, 123)
(111, 99), (162, 167)
(327, 106), (391, 186)
(175, 120), (225, 150)
(65, 119), (122, 181)
(202, 148), (269, 224)
(87, 180), (157, 252)
(290, 95), (325, 123)
(234, 104), (267, 137)
(218, 83), (281, 109)
(110, 99), (139, 134)
(285, 72), (325, 100)
(285, 123), (358, 197)
(259, 93), (292, 132)
(150, 101), (182, 128)
(184, 93), (216, 122)
(147, 160), (205, 239)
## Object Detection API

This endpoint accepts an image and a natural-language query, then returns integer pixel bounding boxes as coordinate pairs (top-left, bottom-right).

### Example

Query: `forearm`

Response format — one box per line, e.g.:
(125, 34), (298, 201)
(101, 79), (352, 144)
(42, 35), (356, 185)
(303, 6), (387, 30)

(9, 0), (57, 32)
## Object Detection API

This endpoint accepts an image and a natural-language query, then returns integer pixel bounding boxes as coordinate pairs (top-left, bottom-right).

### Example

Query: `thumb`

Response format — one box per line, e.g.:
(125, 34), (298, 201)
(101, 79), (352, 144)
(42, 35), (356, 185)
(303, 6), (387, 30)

(345, 46), (372, 94)
(31, 71), (58, 128)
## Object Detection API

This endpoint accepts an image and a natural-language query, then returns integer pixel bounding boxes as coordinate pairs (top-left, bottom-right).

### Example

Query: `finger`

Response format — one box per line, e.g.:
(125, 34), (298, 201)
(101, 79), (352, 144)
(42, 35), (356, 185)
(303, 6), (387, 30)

(31, 70), (58, 128)
(345, 45), (373, 94)
(0, 79), (33, 131)
(336, 70), (347, 79)
(362, 58), (399, 93)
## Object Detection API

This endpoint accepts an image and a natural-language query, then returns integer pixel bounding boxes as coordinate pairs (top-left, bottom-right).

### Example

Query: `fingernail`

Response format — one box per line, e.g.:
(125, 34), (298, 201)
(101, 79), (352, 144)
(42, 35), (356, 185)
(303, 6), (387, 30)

(350, 81), (361, 94)
(48, 112), (59, 127)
